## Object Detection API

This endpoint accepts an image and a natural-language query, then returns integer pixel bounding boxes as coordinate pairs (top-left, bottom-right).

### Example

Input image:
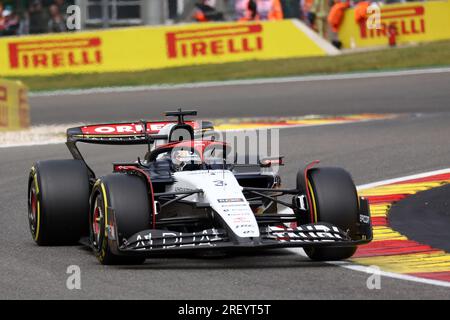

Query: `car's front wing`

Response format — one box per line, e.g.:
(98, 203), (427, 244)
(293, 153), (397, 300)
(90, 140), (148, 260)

(111, 222), (372, 256)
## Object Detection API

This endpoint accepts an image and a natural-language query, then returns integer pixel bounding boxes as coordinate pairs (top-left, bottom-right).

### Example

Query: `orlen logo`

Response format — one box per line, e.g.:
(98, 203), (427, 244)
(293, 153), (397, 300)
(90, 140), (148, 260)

(8, 37), (102, 69)
(361, 6), (425, 39)
(81, 121), (195, 135)
(82, 123), (165, 135)
(166, 24), (263, 59)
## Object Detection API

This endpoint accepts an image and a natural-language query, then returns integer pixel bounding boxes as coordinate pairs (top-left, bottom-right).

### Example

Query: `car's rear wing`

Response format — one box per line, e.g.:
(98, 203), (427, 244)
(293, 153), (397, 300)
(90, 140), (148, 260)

(66, 120), (214, 145)
(65, 119), (214, 180)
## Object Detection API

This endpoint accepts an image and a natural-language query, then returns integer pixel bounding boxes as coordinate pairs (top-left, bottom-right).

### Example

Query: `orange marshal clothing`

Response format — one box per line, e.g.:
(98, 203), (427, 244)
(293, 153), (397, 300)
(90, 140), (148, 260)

(193, 10), (208, 22)
(328, 0), (350, 32)
(354, 1), (370, 23)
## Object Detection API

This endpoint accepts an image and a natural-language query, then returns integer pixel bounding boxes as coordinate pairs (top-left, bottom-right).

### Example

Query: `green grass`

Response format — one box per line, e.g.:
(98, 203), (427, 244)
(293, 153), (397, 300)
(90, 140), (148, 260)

(8, 40), (450, 92)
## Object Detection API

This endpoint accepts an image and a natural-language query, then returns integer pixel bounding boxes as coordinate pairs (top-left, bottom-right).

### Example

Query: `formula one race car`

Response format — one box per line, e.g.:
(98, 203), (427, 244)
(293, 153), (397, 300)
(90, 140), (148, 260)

(27, 110), (372, 265)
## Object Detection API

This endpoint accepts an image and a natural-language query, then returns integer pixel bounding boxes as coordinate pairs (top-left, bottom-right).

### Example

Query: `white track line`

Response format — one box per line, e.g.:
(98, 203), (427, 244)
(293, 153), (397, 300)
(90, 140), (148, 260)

(357, 168), (450, 190)
(287, 247), (450, 288)
(282, 168), (450, 288)
(29, 67), (450, 98)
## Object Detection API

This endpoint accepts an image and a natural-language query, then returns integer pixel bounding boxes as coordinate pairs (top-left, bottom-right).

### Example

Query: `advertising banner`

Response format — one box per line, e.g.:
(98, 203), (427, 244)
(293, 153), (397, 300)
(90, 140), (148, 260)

(0, 79), (29, 131)
(0, 20), (336, 76)
(338, 1), (450, 49)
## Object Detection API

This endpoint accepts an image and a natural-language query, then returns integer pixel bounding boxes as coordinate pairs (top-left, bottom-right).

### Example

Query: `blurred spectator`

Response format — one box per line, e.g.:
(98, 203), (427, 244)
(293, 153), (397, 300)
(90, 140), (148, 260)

(29, 0), (49, 34)
(235, 0), (256, 21)
(55, 0), (69, 17)
(310, 0), (329, 37)
(168, 0), (178, 20)
(328, 0), (350, 48)
(0, 2), (5, 33)
(48, 3), (66, 33)
(255, 0), (284, 20)
(193, 0), (225, 22)
(4, 9), (20, 35)
(328, 0), (350, 33)
(0, 3), (20, 36)
(235, 0), (283, 21)
(354, 0), (370, 26)
(280, 0), (300, 18)
(1, 0), (389, 44)
(302, 0), (316, 27)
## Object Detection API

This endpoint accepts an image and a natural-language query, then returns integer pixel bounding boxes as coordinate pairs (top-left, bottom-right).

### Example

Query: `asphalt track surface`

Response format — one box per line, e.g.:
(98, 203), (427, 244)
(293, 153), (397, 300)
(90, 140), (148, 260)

(1, 71), (450, 299)
(390, 184), (450, 253)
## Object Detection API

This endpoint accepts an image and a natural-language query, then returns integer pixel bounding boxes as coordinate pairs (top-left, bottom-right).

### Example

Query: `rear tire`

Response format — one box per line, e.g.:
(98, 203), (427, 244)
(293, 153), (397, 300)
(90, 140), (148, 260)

(90, 174), (151, 265)
(299, 167), (359, 261)
(27, 160), (90, 246)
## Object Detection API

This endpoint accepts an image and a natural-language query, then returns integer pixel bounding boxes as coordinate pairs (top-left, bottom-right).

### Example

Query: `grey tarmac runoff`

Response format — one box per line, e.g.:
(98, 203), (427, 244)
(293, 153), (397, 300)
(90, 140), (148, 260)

(1, 70), (450, 299)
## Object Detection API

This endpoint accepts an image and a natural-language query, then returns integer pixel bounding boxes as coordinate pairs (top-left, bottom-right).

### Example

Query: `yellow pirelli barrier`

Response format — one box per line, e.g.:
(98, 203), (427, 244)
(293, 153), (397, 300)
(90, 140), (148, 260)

(338, 1), (450, 49)
(0, 19), (337, 77)
(0, 79), (30, 131)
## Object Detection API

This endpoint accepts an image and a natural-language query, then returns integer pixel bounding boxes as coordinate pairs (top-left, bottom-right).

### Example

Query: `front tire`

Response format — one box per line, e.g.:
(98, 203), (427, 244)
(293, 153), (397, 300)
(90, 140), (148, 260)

(299, 167), (359, 261)
(90, 174), (151, 265)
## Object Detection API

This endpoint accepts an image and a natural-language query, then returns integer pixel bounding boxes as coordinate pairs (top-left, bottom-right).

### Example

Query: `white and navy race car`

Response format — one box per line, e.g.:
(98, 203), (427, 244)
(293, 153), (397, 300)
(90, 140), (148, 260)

(27, 110), (372, 265)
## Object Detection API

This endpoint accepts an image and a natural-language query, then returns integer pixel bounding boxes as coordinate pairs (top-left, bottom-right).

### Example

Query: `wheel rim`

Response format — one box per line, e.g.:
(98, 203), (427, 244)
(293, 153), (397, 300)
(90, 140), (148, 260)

(92, 197), (104, 249)
(28, 184), (38, 237)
